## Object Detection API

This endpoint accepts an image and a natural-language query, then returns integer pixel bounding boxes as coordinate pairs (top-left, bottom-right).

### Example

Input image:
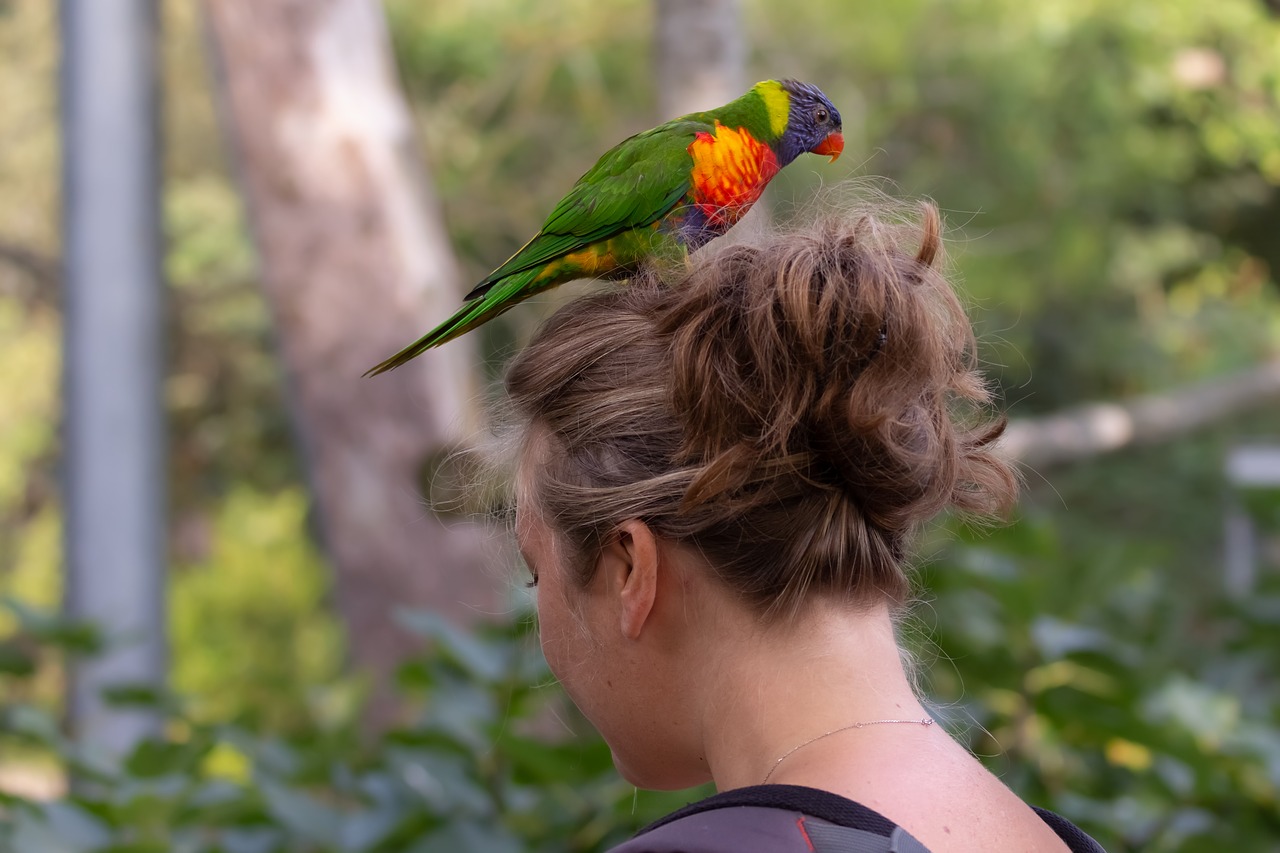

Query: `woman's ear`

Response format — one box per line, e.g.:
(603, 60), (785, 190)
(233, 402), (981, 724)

(598, 519), (660, 641)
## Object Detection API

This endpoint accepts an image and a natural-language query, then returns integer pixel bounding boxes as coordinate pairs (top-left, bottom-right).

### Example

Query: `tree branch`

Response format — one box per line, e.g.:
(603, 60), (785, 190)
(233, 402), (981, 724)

(1000, 360), (1280, 468)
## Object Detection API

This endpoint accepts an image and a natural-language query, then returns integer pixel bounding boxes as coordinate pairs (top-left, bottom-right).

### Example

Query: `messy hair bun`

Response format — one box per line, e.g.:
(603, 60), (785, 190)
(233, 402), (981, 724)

(505, 201), (1016, 615)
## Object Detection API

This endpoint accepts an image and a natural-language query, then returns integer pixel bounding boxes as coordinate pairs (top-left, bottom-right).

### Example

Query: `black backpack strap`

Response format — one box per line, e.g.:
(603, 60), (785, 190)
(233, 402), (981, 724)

(1032, 807), (1108, 853)
(637, 785), (901, 837)
(631, 785), (932, 852)
(626, 786), (1106, 853)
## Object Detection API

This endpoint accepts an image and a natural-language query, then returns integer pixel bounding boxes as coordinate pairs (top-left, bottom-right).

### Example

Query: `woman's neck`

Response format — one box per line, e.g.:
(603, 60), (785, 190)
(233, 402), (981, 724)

(693, 599), (930, 791)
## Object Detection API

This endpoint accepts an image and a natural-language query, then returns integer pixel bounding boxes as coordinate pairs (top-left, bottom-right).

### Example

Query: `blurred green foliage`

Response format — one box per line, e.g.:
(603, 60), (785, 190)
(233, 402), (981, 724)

(169, 487), (347, 733)
(920, 509), (1280, 850)
(1, 601), (704, 852)
(1, 0), (1279, 850)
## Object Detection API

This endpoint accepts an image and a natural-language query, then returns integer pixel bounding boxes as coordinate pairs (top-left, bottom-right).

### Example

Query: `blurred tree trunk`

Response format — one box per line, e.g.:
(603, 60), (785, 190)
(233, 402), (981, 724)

(654, 0), (744, 117)
(201, 0), (498, 725)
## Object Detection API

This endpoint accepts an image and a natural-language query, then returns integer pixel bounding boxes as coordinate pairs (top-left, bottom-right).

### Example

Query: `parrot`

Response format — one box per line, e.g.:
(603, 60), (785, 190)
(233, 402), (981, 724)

(366, 79), (843, 375)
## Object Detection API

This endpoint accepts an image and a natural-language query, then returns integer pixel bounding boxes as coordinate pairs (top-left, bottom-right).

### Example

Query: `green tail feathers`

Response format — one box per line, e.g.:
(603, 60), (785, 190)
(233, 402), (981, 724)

(363, 269), (542, 376)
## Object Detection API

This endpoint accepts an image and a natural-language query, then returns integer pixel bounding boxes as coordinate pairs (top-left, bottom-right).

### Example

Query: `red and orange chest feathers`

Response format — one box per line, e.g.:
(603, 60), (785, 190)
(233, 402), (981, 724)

(687, 122), (780, 227)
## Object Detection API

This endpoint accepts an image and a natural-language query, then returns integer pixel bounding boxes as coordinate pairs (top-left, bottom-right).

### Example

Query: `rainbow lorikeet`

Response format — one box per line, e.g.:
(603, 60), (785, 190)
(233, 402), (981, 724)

(366, 79), (843, 375)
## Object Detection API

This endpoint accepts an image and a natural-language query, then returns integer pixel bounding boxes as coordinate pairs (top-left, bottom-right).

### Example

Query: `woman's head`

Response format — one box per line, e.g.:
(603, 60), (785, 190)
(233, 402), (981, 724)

(506, 201), (1017, 619)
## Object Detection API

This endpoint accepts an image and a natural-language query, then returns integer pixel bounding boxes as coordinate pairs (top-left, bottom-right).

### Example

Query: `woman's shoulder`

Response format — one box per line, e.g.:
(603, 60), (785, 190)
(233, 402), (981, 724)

(607, 785), (1106, 853)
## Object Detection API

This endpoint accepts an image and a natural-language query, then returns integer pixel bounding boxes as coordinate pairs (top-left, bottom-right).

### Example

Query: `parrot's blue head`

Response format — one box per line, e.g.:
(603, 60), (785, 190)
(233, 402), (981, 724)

(777, 80), (844, 167)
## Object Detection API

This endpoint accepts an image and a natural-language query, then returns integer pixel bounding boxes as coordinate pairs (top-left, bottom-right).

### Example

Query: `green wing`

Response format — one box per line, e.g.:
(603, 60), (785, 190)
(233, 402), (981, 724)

(464, 119), (706, 299)
(365, 120), (711, 375)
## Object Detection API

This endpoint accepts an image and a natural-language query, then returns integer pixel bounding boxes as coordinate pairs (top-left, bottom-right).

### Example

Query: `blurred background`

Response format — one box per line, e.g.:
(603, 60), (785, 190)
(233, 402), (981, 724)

(1, 0), (1278, 850)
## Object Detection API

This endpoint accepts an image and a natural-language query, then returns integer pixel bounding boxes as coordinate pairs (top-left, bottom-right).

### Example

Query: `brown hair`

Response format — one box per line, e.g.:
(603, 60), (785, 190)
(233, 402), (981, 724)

(505, 201), (1017, 616)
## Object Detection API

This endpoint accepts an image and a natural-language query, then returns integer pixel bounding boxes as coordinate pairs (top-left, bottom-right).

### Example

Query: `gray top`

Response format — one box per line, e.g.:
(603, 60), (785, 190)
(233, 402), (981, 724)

(607, 785), (1106, 853)
(609, 805), (929, 852)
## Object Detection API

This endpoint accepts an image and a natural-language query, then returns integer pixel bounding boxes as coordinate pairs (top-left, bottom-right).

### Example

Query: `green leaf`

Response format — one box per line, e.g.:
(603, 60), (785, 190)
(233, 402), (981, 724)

(125, 736), (212, 779)
(408, 820), (523, 853)
(2, 598), (105, 655)
(102, 683), (181, 713)
(386, 749), (494, 816)
(0, 638), (36, 676)
(1030, 616), (1105, 658)
(3, 704), (63, 745)
(8, 812), (83, 853)
(256, 777), (342, 844)
(499, 732), (613, 785)
(418, 679), (498, 752)
(337, 804), (404, 852)
(218, 827), (283, 853)
(394, 610), (510, 683)
(1143, 676), (1240, 747)
(17, 801), (113, 852)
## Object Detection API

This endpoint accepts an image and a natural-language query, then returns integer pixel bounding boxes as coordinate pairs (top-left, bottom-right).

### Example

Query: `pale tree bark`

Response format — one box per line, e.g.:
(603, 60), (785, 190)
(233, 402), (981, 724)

(654, 0), (764, 241)
(201, 0), (500, 723)
(1001, 360), (1280, 469)
(654, 0), (744, 118)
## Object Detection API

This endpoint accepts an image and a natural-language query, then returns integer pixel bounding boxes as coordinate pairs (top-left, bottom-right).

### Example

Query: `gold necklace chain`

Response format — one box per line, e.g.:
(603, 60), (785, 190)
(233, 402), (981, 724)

(762, 717), (935, 785)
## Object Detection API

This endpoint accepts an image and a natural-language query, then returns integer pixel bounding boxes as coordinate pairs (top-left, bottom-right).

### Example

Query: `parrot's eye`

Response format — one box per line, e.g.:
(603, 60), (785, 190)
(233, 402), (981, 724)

(815, 107), (829, 124)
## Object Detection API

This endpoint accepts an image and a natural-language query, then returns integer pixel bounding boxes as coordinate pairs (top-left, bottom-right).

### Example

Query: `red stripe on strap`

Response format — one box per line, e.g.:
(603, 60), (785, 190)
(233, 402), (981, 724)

(796, 815), (815, 852)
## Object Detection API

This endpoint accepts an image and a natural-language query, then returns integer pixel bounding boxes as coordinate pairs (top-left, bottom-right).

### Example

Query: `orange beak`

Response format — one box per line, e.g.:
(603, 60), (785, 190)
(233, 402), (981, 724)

(811, 132), (844, 162)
